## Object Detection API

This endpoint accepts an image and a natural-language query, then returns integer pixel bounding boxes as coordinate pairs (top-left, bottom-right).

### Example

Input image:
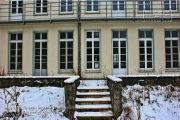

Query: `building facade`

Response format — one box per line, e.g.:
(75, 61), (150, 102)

(0, 0), (180, 78)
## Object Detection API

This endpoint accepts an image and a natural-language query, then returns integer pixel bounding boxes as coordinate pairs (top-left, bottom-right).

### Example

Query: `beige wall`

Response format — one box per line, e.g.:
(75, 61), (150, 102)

(0, 21), (180, 77)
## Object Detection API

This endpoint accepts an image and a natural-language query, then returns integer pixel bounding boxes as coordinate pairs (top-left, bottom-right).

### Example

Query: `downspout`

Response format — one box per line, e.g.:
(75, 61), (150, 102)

(77, 0), (81, 78)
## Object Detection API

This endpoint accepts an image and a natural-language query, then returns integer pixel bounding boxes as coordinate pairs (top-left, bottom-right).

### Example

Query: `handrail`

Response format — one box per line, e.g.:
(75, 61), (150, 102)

(0, 1), (179, 23)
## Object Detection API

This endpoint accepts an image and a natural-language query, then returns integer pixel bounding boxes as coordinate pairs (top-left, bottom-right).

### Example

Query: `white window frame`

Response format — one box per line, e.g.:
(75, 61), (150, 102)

(164, 0), (177, 11)
(60, 0), (73, 13)
(9, 33), (23, 72)
(165, 30), (179, 69)
(11, 0), (23, 14)
(86, 30), (100, 70)
(112, 0), (125, 11)
(138, 0), (151, 12)
(34, 32), (48, 76)
(86, 0), (99, 13)
(139, 30), (153, 70)
(35, 0), (48, 14)
(59, 31), (73, 70)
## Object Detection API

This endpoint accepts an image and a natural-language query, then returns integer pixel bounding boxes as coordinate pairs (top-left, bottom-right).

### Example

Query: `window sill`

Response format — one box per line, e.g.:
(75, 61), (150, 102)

(59, 69), (74, 74)
(34, 13), (48, 16)
(165, 69), (180, 72)
(59, 12), (74, 15)
(8, 71), (23, 74)
(85, 70), (101, 73)
(138, 69), (155, 73)
(85, 11), (100, 14)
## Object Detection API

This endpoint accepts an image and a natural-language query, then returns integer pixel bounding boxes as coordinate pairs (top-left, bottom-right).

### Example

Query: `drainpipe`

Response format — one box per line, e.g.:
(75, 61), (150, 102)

(77, 0), (81, 78)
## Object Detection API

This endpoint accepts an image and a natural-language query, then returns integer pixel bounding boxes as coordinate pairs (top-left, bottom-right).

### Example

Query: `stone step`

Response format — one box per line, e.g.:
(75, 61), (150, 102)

(76, 92), (110, 96)
(75, 97), (111, 102)
(75, 104), (112, 110)
(77, 86), (109, 90)
(74, 111), (113, 118)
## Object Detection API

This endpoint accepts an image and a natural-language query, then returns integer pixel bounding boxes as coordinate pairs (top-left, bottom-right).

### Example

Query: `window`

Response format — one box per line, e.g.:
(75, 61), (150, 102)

(113, 0), (125, 11)
(138, 0), (151, 11)
(139, 30), (153, 69)
(165, 30), (179, 68)
(86, 31), (100, 70)
(34, 32), (47, 76)
(60, 0), (73, 13)
(11, 0), (23, 14)
(59, 31), (73, 70)
(87, 0), (99, 12)
(164, 0), (177, 10)
(35, 0), (47, 14)
(112, 31), (127, 69)
(9, 33), (22, 71)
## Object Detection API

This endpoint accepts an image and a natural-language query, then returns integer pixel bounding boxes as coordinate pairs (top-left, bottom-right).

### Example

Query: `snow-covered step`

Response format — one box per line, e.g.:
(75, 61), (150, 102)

(77, 86), (109, 90)
(74, 111), (113, 118)
(75, 104), (112, 109)
(76, 91), (110, 96)
(75, 97), (111, 102)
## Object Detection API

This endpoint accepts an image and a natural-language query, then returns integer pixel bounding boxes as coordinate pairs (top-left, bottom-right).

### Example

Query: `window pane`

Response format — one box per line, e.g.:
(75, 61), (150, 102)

(120, 31), (126, 38)
(113, 48), (118, 54)
(42, 33), (47, 39)
(172, 41), (178, 46)
(94, 5), (98, 11)
(68, 42), (73, 48)
(60, 49), (66, 55)
(139, 41), (144, 47)
(173, 48), (178, 53)
(140, 48), (144, 54)
(165, 48), (171, 54)
(18, 43), (22, 49)
(61, 6), (66, 12)
(173, 55), (178, 60)
(166, 55), (171, 60)
(60, 56), (65, 62)
(113, 62), (119, 68)
(11, 57), (15, 62)
(67, 63), (73, 69)
(165, 31), (170, 37)
(147, 41), (151, 47)
(94, 41), (99, 47)
(139, 31), (144, 38)
(35, 42), (40, 48)
(35, 33), (40, 39)
(146, 31), (152, 38)
(87, 42), (92, 47)
(94, 55), (99, 61)
(173, 62), (178, 68)
(87, 63), (92, 69)
(119, 1), (124, 10)
(120, 41), (126, 47)
(113, 41), (118, 47)
(147, 48), (152, 54)
(67, 32), (73, 39)
(60, 63), (65, 69)
(68, 49), (73, 54)
(121, 62), (126, 68)
(166, 62), (171, 68)
(42, 63), (47, 69)
(164, 1), (169, 10)
(172, 31), (178, 37)
(60, 42), (66, 48)
(113, 31), (119, 38)
(42, 49), (47, 55)
(94, 48), (99, 54)
(121, 55), (126, 61)
(35, 63), (40, 69)
(140, 62), (145, 68)
(11, 34), (16, 40)
(139, 5), (143, 10)
(87, 32), (92, 38)
(147, 62), (152, 68)
(140, 55), (145, 61)
(87, 49), (92, 54)
(147, 55), (152, 61)
(121, 48), (126, 54)
(60, 32), (66, 39)
(171, 3), (176, 10)
(68, 56), (73, 61)
(10, 64), (16, 69)
(61, 0), (66, 5)
(11, 43), (16, 49)
(87, 5), (91, 11)
(87, 56), (92, 61)
(113, 1), (118, 10)
(11, 50), (16, 56)
(165, 41), (170, 46)
(94, 32), (99, 38)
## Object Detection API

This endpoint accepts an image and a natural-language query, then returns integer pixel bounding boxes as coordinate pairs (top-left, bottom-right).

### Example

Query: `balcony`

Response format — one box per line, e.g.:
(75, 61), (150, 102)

(0, 0), (180, 24)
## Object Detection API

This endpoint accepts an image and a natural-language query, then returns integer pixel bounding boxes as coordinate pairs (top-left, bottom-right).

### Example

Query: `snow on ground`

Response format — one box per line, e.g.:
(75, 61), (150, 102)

(0, 86), (69, 120)
(79, 80), (107, 86)
(118, 84), (180, 120)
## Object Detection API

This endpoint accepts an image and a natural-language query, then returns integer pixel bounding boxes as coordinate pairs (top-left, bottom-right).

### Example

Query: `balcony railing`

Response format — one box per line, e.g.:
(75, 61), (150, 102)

(0, 0), (180, 23)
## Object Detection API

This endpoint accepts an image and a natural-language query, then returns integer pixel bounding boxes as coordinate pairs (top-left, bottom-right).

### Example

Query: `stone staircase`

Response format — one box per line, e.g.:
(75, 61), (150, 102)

(74, 80), (113, 120)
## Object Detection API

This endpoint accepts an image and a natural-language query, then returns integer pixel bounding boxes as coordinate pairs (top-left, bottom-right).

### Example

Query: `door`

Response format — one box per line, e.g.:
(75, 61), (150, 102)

(11, 0), (23, 21)
(34, 32), (47, 76)
(112, 40), (127, 75)
(112, 0), (125, 18)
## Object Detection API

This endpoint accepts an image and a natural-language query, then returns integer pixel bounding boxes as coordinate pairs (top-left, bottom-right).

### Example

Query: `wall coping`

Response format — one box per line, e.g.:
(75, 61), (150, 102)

(64, 76), (80, 83)
(107, 75), (122, 82)
(116, 75), (180, 78)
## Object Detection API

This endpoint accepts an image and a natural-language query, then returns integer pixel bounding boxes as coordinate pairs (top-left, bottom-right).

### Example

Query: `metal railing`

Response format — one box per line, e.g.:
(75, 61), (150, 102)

(0, 0), (180, 23)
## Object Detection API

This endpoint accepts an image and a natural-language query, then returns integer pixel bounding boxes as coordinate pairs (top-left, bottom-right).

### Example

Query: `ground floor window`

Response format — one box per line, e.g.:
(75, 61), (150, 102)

(139, 30), (153, 69)
(9, 33), (22, 71)
(86, 30), (100, 70)
(165, 30), (179, 68)
(59, 31), (73, 70)
(34, 32), (47, 76)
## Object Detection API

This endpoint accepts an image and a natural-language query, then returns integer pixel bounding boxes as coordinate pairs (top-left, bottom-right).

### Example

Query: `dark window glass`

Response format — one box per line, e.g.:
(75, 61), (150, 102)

(120, 31), (126, 38)
(113, 31), (119, 38)
(60, 32), (66, 39)
(165, 31), (170, 37)
(67, 32), (73, 39)
(139, 31), (144, 38)
(146, 31), (152, 38)
(42, 33), (47, 39)
(11, 34), (16, 40)
(87, 32), (92, 38)
(35, 33), (41, 39)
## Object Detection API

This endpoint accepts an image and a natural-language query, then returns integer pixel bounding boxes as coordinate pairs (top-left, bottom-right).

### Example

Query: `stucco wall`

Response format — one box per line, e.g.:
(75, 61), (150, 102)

(0, 21), (180, 77)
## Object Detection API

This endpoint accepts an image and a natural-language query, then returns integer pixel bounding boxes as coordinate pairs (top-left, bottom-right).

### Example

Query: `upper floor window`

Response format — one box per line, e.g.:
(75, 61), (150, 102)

(60, 0), (73, 13)
(113, 0), (125, 11)
(35, 0), (47, 14)
(87, 0), (99, 12)
(138, 0), (151, 11)
(164, 0), (177, 10)
(11, 0), (23, 14)
(9, 33), (23, 71)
